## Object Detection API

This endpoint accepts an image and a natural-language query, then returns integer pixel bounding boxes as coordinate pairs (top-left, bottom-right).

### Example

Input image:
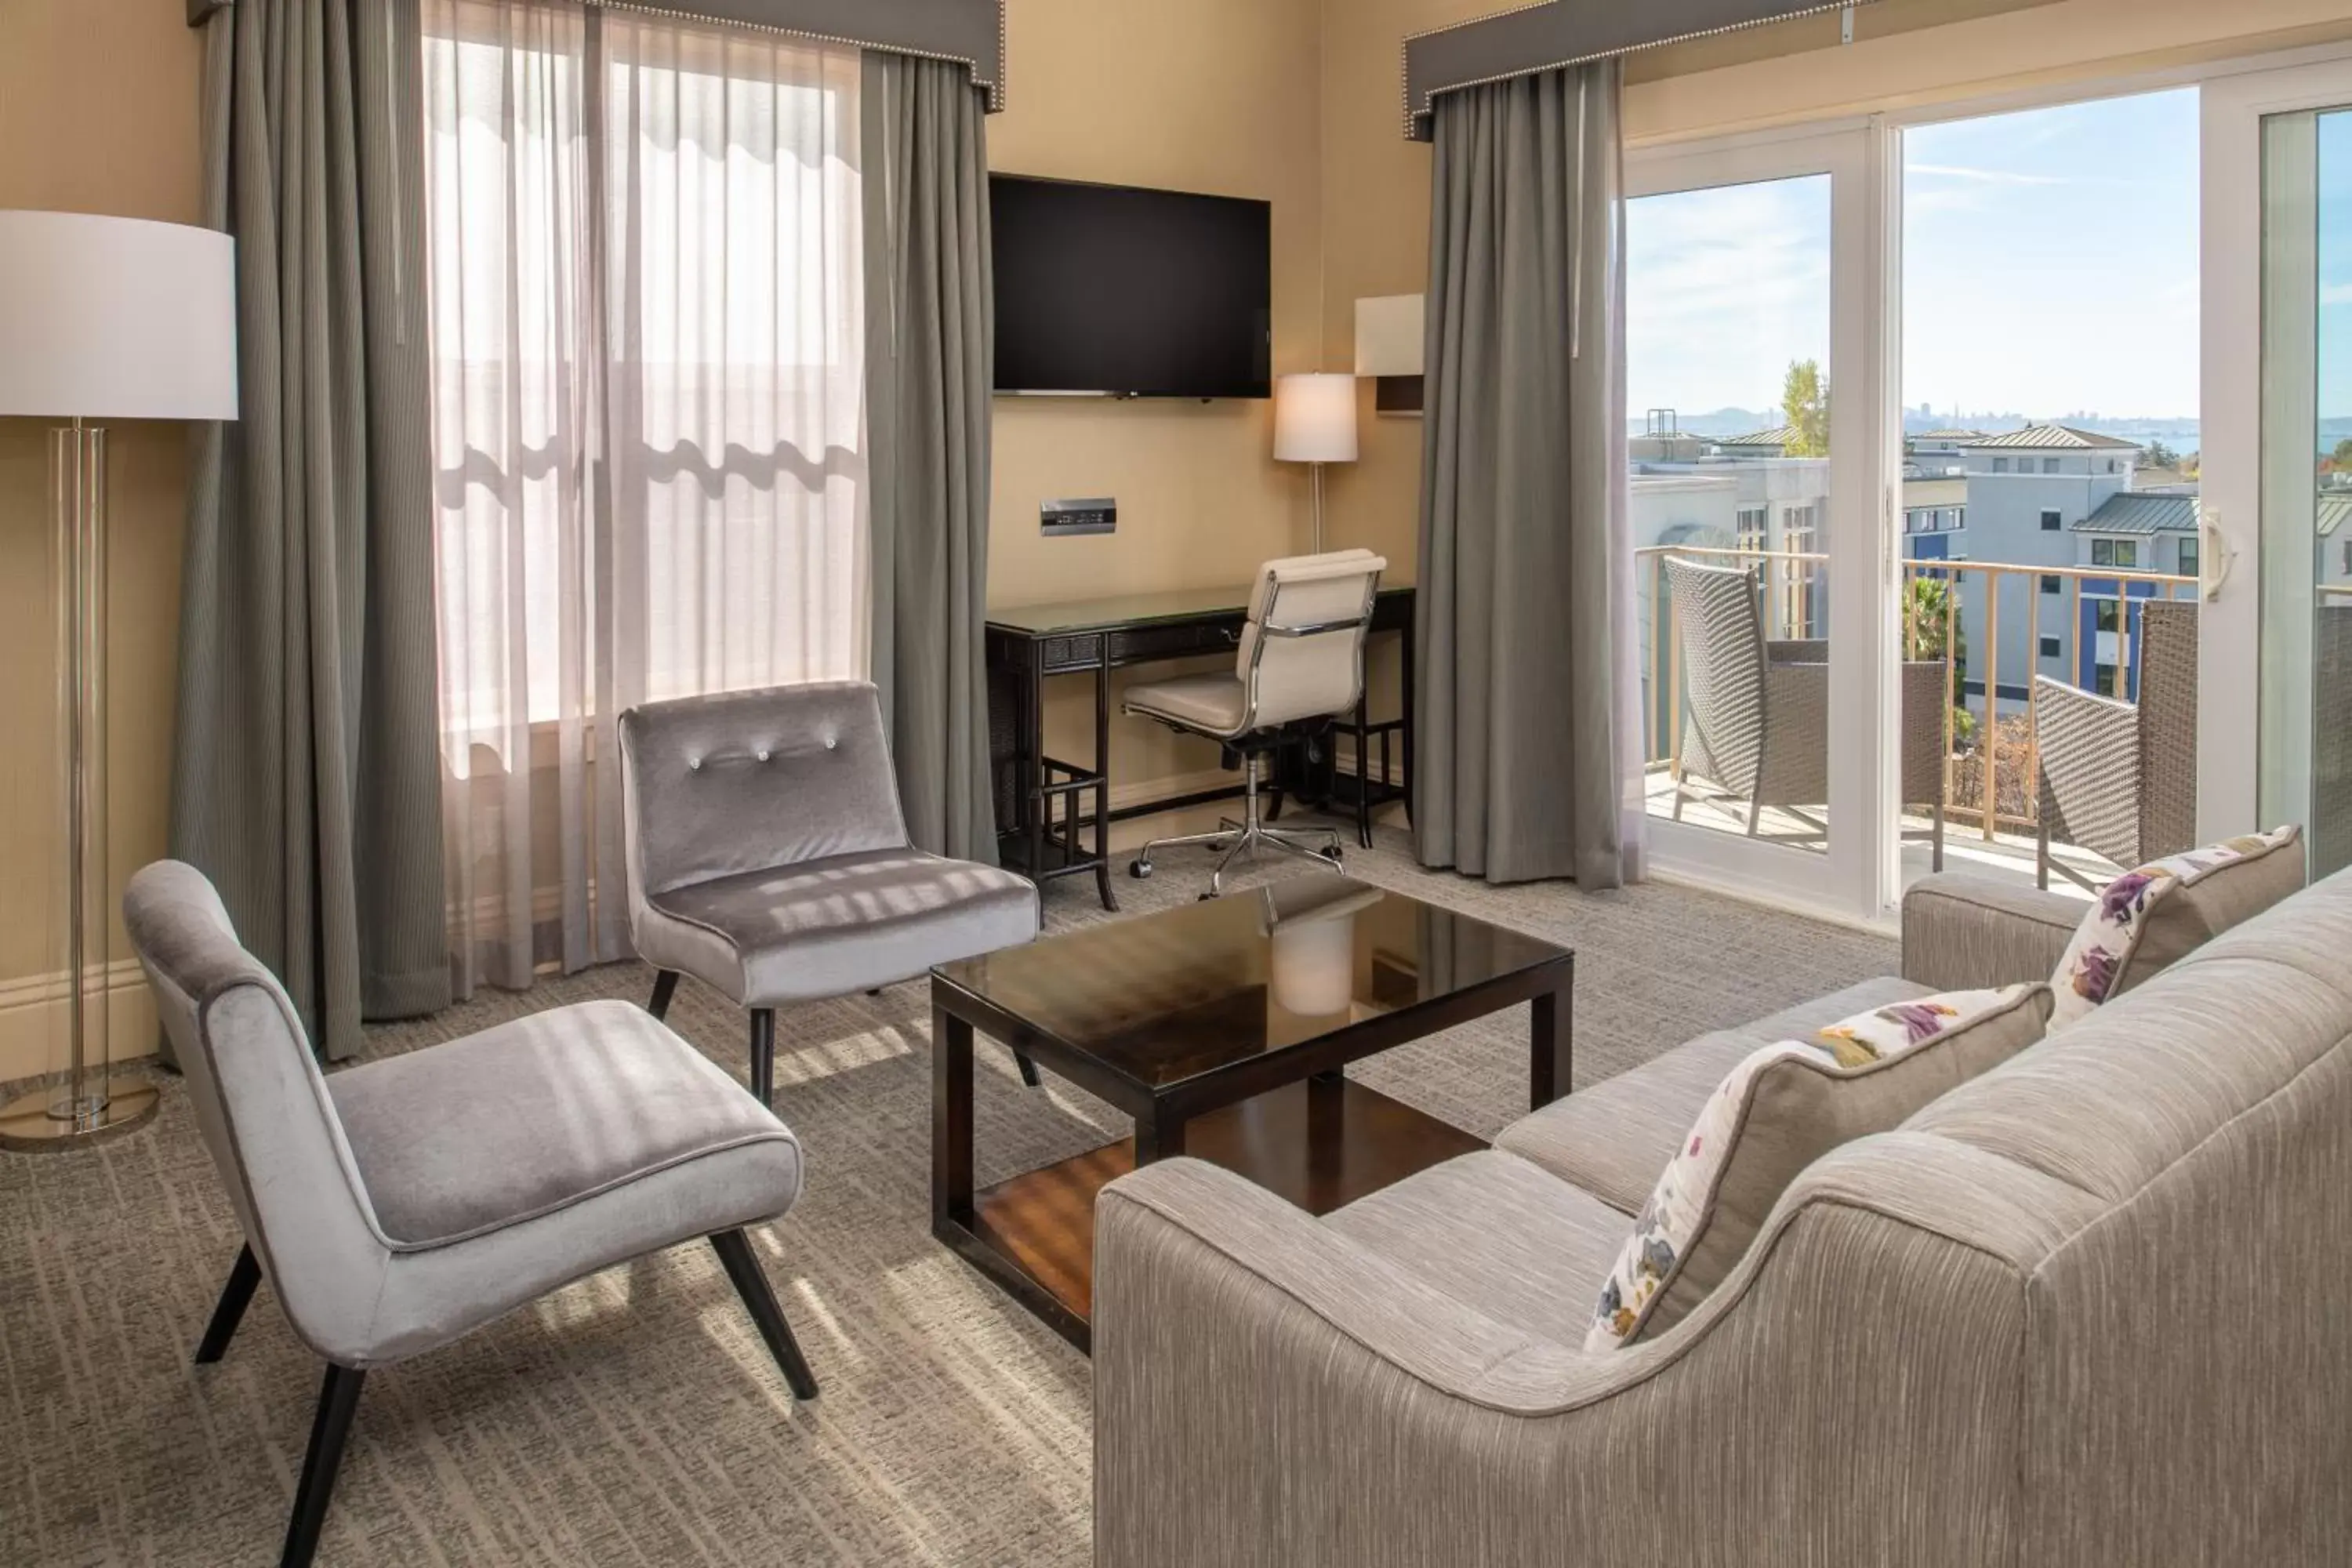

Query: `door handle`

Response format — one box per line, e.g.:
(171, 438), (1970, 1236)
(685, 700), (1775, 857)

(2199, 506), (2234, 602)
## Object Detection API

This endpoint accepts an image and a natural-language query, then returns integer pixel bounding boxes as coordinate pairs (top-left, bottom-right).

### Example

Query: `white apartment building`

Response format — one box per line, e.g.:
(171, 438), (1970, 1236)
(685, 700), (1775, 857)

(1915, 424), (2149, 711)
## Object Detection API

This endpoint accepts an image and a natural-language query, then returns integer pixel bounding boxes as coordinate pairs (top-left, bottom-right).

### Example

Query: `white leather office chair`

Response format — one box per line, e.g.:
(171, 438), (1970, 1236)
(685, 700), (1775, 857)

(1123, 550), (1388, 898)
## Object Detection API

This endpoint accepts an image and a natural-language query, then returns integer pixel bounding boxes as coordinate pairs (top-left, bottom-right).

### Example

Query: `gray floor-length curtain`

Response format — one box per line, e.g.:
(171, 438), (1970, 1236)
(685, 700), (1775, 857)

(173, 0), (450, 1062)
(862, 51), (1000, 863)
(1415, 60), (1642, 889)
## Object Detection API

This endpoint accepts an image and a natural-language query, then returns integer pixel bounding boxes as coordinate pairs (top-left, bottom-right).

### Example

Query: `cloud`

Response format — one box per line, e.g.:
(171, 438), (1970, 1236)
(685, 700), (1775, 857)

(1903, 162), (2070, 187)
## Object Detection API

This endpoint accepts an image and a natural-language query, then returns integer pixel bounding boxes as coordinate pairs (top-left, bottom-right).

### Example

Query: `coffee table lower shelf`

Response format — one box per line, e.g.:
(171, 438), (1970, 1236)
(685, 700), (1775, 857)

(938, 1076), (1485, 1352)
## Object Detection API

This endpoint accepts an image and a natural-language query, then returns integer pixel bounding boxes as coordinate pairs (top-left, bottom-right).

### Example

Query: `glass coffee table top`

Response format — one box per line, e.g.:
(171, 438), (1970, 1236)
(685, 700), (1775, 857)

(929, 875), (1576, 1351)
(932, 875), (1572, 1096)
(929, 876), (1575, 1350)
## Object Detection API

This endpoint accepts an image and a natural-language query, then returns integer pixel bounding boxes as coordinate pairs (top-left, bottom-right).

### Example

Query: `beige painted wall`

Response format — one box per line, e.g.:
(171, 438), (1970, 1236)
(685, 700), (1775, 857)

(0, 0), (205, 1080)
(988, 0), (1333, 809)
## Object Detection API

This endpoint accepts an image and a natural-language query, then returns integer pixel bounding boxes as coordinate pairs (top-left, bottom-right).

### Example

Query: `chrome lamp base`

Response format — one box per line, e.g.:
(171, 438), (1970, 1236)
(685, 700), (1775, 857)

(0, 1077), (159, 1151)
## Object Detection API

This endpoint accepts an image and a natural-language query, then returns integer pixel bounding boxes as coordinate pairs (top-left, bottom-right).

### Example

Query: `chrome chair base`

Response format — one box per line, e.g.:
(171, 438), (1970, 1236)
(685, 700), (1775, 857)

(1130, 756), (1345, 898)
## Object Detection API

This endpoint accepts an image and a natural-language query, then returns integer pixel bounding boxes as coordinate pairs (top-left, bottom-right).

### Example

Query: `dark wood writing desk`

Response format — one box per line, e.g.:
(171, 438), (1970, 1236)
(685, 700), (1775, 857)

(985, 584), (1414, 909)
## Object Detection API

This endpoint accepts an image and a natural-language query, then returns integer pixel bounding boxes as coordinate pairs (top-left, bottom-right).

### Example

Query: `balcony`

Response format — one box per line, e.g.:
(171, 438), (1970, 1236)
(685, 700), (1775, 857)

(1637, 544), (2200, 892)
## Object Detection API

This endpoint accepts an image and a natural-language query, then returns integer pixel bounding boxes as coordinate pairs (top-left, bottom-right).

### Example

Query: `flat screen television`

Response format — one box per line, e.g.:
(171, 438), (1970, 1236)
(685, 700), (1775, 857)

(991, 174), (1272, 399)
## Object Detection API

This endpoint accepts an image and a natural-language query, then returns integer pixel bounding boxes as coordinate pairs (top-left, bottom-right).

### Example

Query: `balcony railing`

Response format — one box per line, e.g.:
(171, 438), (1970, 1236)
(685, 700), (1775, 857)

(1636, 544), (2198, 849)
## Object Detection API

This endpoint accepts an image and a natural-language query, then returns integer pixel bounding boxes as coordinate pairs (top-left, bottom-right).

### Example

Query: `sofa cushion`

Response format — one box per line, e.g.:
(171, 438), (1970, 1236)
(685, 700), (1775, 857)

(2049, 826), (2304, 1029)
(1323, 1149), (1631, 1347)
(1494, 977), (1933, 1214)
(1585, 982), (2053, 1350)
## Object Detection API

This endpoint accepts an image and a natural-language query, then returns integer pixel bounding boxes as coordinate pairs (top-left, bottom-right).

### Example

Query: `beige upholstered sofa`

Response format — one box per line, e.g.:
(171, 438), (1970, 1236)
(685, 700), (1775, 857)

(1094, 869), (2352, 1566)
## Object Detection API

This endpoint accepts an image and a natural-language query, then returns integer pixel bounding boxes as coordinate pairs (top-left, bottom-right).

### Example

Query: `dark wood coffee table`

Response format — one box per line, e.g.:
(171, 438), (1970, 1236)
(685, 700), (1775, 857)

(929, 876), (1573, 1352)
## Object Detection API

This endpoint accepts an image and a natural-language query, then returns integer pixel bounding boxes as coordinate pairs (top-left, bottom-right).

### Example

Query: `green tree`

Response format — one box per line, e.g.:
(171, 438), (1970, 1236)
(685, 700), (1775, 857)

(1780, 359), (1830, 457)
(1903, 573), (1975, 746)
(2330, 437), (2352, 473)
(2141, 438), (2180, 470)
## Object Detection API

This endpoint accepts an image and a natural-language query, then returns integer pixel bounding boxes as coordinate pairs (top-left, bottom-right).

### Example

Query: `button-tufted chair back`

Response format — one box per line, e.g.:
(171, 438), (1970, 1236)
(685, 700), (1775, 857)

(619, 682), (911, 901)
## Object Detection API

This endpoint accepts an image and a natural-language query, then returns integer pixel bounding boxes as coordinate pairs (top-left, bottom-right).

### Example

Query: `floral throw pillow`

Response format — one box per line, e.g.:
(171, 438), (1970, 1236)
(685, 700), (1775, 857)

(2048, 826), (2304, 1031)
(1584, 983), (2051, 1352)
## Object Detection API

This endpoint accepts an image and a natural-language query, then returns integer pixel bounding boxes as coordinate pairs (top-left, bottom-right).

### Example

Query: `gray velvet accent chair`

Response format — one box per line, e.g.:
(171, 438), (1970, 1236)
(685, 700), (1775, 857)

(1664, 555), (1948, 866)
(619, 681), (1043, 1105)
(1122, 550), (1388, 898)
(125, 861), (818, 1568)
(2033, 597), (2198, 891)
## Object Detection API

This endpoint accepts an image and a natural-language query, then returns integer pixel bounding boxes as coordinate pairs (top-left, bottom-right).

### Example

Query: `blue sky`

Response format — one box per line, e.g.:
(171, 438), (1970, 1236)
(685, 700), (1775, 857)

(1628, 89), (2209, 424)
(2323, 108), (2352, 434)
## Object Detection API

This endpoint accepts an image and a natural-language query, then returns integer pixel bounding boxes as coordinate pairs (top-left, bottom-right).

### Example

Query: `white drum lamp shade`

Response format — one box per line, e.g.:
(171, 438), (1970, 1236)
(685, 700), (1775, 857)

(0, 210), (238, 419)
(1272, 372), (1359, 464)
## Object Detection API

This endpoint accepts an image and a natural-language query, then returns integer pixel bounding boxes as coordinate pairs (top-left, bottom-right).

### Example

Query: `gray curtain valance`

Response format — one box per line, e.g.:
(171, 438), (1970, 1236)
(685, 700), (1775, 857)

(1402, 0), (1878, 140)
(190, 0), (1007, 110)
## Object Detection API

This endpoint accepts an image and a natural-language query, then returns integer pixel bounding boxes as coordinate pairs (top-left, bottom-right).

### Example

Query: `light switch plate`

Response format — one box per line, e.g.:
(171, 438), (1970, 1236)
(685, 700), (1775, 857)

(1043, 497), (1116, 536)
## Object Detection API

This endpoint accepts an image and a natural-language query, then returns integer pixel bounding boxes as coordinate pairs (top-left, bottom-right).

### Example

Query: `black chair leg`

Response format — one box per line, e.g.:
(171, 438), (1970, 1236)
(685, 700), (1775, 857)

(195, 1243), (261, 1365)
(281, 1363), (366, 1568)
(1013, 1051), (1041, 1089)
(709, 1229), (819, 1399)
(647, 969), (681, 1021)
(749, 1009), (775, 1107)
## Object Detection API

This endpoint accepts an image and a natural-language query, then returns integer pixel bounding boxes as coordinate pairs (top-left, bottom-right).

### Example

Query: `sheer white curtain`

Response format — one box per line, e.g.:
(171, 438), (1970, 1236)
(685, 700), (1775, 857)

(423, 0), (866, 993)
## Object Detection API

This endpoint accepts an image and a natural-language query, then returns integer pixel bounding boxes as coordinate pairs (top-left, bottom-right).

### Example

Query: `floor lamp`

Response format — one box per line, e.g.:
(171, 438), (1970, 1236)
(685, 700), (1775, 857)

(1273, 373), (1359, 554)
(0, 211), (238, 1149)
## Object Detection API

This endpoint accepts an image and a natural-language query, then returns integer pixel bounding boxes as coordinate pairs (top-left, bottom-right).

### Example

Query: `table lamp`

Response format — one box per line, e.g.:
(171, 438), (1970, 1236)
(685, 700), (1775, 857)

(0, 210), (238, 1149)
(1273, 372), (1359, 554)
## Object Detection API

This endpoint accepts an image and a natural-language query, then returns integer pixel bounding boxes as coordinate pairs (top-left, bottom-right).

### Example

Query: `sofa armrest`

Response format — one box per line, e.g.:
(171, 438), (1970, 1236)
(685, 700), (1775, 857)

(1094, 1158), (1602, 1567)
(1901, 873), (2084, 990)
(1094, 1153), (2042, 1568)
(1094, 1158), (1553, 1398)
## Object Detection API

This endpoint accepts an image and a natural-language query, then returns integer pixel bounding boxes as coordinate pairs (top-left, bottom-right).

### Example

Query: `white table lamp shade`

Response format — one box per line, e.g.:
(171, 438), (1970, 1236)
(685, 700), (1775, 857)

(0, 210), (238, 421)
(1272, 372), (1358, 465)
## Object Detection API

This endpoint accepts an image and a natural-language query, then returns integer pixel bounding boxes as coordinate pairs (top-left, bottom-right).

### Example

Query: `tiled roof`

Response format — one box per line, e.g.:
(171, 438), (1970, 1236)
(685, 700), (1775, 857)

(1963, 423), (2144, 451)
(1715, 425), (1800, 449)
(2073, 492), (2198, 535)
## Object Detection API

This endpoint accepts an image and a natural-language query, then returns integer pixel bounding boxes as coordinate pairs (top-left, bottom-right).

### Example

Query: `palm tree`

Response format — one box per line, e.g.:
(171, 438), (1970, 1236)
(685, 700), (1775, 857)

(1903, 573), (1975, 746)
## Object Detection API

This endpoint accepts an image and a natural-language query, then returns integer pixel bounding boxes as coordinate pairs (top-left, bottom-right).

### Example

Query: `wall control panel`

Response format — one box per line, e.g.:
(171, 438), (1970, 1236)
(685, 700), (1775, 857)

(1042, 497), (1116, 536)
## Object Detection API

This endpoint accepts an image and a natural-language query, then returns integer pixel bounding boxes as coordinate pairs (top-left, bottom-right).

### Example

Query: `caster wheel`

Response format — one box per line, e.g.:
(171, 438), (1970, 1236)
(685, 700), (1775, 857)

(1198, 891), (1218, 902)
(1129, 858), (1154, 880)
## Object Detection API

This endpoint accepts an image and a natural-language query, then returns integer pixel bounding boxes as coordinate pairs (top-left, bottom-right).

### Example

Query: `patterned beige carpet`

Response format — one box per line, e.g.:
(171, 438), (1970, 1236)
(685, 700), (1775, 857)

(0, 826), (1894, 1565)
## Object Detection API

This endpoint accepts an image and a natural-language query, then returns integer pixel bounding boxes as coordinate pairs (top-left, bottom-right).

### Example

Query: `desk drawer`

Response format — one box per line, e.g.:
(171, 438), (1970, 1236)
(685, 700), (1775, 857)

(1109, 619), (1241, 666)
(1037, 633), (1105, 673)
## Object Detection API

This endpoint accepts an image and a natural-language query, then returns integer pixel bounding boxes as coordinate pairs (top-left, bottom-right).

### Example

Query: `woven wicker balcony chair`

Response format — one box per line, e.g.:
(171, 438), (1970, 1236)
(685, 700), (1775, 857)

(1664, 555), (1947, 867)
(2032, 597), (2198, 891)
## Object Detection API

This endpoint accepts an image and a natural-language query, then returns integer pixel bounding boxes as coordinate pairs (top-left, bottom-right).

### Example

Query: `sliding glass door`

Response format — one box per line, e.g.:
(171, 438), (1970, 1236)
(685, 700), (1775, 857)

(1896, 89), (2203, 896)
(1629, 45), (2352, 924)
(2203, 56), (2352, 879)
(1626, 125), (1902, 919)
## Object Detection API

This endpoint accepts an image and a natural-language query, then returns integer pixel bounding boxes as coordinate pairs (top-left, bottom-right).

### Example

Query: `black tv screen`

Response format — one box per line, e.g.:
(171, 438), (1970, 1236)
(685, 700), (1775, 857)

(991, 175), (1272, 399)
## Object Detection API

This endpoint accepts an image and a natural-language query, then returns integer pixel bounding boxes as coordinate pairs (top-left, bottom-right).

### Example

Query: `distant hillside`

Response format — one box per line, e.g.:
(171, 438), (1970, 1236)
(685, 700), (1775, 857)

(1629, 407), (1777, 440)
(1634, 407), (2230, 454)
